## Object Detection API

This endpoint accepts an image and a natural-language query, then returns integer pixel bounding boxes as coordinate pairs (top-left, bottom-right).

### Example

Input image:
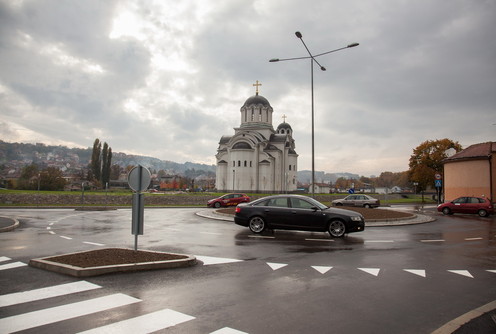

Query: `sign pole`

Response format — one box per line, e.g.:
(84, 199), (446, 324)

(128, 165), (151, 252)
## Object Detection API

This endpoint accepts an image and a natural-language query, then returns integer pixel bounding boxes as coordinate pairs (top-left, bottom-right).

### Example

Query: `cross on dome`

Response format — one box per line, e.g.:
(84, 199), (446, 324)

(252, 80), (262, 95)
(282, 114), (287, 123)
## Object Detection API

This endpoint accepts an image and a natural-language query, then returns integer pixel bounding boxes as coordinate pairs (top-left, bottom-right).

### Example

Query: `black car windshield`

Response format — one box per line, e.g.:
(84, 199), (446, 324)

(305, 197), (328, 210)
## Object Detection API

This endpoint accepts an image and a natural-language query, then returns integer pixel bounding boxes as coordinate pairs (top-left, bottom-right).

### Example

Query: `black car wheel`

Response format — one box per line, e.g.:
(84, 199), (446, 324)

(214, 202), (221, 208)
(364, 204), (371, 208)
(249, 216), (266, 234)
(335, 203), (343, 206)
(328, 220), (346, 238)
(478, 209), (488, 217)
(442, 207), (452, 215)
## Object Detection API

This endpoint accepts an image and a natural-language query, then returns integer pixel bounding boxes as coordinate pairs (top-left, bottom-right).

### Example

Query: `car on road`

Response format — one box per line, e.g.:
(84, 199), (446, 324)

(332, 194), (380, 208)
(234, 194), (365, 238)
(207, 193), (250, 208)
(437, 196), (493, 217)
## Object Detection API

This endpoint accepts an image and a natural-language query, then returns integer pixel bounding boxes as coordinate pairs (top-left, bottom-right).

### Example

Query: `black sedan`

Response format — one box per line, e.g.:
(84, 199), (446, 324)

(234, 194), (365, 238)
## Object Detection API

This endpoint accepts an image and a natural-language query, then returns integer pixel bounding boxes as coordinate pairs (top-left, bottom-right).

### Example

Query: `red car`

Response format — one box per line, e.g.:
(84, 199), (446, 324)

(207, 193), (250, 208)
(437, 196), (493, 217)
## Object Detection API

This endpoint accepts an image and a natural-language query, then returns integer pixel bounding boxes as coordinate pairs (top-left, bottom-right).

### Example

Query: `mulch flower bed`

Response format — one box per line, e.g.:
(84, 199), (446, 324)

(44, 248), (188, 268)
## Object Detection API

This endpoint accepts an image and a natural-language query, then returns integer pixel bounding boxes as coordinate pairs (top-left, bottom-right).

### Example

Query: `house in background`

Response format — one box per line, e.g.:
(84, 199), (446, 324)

(442, 142), (495, 201)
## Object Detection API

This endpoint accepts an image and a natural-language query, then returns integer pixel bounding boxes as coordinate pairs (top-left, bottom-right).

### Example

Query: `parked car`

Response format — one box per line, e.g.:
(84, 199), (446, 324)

(234, 194), (365, 238)
(437, 196), (493, 217)
(332, 194), (380, 208)
(207, 193), (250, 208)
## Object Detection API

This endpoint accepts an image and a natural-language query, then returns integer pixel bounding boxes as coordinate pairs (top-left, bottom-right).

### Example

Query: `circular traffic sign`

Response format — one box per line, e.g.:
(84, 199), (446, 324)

(128, 165), (151, 192)
(435, 173), (442, 180)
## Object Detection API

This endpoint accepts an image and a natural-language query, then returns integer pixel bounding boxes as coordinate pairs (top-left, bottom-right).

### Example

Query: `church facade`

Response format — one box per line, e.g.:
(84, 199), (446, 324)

(215, 83), (298, 193)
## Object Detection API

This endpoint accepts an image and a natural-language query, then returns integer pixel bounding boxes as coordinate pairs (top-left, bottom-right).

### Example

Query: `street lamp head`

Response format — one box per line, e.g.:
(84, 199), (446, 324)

(269, 58), (280, 62)
(320, 66), (326, 71)
(295, 31), (302, 38)
(347, 42), (359, 48)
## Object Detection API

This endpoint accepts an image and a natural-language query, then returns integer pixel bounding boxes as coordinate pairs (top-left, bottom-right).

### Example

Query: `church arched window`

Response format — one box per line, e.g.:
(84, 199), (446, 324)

(244, 160), (247, 167)
(289, 165), (292, 171)
(238, 160), (241, 167)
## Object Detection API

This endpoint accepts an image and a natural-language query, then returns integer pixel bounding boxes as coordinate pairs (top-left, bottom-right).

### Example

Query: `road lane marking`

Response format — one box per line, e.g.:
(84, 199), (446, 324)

(196, 256), (243, 265)
(365, 240), (394, 243)
(358, 268), (381, 276)
(487, 270), (496, 274)
(0, 293), (141, 333)
(0, 262), (27, 271)
(448, 270), (474, 278)
(267, 263), (288, 271)
(404, 269), (426, 277)
(421, 239), (445, 242)
(0, 281), (101, 307)
(59, 235), (72, 240)
(83, 241), (105, 246)
(0, 256), (11, 262)
(211, 327), (249, 334)
(306, 238), (334, 242)
(248, 235), (275, 239)
(465, 237), (483, 241)
(78, 308), (195, 333)
(312, 266), (333, 274)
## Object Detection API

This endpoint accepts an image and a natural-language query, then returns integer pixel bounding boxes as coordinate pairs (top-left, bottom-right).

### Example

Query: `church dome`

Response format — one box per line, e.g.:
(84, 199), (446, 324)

(242, 94), (271, 107)
(277, 122), (292, 131)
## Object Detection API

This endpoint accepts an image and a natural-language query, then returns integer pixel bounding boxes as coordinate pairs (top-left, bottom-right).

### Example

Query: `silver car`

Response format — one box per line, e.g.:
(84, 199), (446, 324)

(332, 194), (380, 208)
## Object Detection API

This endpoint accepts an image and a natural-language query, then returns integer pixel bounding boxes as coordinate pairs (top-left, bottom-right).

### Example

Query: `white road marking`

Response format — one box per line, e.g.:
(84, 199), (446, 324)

(0, 262), (27, 271)
(465, 237), (483, 241)
(404, 269), (426, 277)
(358, 268), (381, 276)
(49, 231), (55, 235)
(306, 238), (334, 242)
(365, 240), (394, 243)
(60, 235), (72, 240)
(78, 308), (195, 334)
(196, 256), (243, 265)
(421, 239), (445, 242)
(0, 281), (101, 307)
(211, 327), (249, 334)
(267, 263), (288, 271)
(0, 256), (11, 262)
(312, 266), (333, 274)
(83, 241), (105, 246)
(487, 270), (496, 274)
(0, 293), (141, 333)
(248, 235), (275, 239)
(448, 270), (474, 278)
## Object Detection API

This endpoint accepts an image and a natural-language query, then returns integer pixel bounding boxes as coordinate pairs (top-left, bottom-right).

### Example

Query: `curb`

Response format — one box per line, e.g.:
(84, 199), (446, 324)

(29, 248), (197, 277)
(0, 217), (19, 232)
(432, 300), (496, 334)
(196, 210), (436, 226)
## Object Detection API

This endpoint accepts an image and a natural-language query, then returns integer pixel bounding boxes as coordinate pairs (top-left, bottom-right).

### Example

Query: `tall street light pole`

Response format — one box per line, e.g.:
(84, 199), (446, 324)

(270, 31), (358, 197)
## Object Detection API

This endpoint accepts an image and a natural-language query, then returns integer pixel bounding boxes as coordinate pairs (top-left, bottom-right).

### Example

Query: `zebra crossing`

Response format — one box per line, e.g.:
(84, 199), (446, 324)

(0, 256), (248, 334)
(2, 254), (495, 333)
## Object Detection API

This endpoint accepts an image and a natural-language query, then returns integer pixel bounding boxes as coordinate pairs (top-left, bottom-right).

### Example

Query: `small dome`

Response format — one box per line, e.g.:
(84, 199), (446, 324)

(277, 122), (292, 131)
(243, 94), (271, 107)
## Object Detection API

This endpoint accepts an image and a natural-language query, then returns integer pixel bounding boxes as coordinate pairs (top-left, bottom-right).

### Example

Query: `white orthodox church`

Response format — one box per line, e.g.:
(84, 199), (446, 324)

(215, 82), (298, 193)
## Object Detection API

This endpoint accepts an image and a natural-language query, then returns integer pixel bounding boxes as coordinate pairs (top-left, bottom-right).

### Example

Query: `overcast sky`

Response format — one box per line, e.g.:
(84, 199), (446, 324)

(1, 0), (495, 176)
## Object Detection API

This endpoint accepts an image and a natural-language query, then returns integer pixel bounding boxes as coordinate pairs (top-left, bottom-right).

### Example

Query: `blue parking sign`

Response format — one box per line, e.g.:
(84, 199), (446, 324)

(435, 180), (442, 188)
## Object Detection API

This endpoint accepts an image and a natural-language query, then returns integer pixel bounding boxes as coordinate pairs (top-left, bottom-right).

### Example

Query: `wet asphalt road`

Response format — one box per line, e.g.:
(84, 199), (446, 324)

(0, 207), (495, 333)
